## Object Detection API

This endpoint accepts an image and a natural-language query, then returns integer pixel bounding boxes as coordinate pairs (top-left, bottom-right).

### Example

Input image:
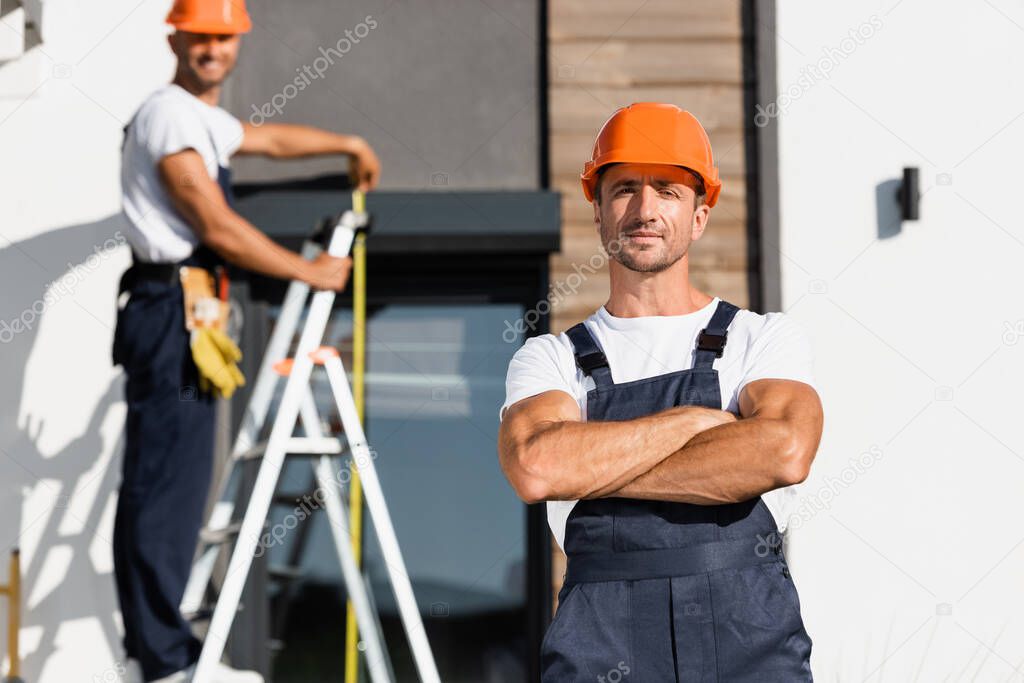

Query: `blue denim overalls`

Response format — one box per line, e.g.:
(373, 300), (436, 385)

(541, 299), (813, 682)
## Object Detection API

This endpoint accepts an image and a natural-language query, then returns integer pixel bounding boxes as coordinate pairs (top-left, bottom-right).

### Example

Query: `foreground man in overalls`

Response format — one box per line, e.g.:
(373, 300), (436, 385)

(113, 1), (380, 681)
(499, 102), (823, 681)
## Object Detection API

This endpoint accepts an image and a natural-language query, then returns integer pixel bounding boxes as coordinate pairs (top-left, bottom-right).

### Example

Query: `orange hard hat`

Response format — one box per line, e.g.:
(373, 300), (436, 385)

(166, 0), (252, 34)
(581, 102), (722, 207)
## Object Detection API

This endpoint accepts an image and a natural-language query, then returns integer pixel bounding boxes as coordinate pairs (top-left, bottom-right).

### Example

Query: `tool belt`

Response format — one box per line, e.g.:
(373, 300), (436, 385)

(118, 253), (245, 398)
(119, 258), (230, 333)
(118, 260), (179, 289)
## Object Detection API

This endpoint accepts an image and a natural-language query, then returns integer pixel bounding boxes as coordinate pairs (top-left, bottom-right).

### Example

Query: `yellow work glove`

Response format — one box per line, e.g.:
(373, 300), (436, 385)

(191, 327), (246, 399)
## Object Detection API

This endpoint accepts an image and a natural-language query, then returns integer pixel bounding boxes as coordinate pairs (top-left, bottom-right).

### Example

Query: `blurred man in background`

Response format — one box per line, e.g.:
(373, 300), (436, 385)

(112, 1), (380, 680)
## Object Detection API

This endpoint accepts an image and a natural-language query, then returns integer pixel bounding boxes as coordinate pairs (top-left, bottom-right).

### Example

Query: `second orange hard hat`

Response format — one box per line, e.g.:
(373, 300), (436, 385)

(166, 0), (252, 34)
(581, 102), (722, 207)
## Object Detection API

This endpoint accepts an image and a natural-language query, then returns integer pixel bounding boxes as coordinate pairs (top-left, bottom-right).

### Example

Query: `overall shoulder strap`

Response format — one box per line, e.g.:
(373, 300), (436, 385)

(565, 322), (613, 387)
(693, 299), (740, 370)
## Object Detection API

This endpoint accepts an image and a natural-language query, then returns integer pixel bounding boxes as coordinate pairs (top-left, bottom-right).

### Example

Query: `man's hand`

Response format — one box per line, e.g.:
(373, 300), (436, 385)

(685, 405), (739, 431)
(305, 252), (352, 292)
(348, 140), (381, 192)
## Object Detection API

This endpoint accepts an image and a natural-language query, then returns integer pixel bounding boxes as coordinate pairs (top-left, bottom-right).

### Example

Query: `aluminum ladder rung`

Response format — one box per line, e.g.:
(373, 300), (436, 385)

(235, 436), (345, 461)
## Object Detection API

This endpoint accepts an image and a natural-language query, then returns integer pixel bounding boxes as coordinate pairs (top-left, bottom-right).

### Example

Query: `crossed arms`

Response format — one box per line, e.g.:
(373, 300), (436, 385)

(497, 378), (823, 505)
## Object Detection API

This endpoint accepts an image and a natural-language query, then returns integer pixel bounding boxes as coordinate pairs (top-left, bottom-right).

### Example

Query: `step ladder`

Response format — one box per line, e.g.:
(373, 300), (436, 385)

(183, 193), (441, 683)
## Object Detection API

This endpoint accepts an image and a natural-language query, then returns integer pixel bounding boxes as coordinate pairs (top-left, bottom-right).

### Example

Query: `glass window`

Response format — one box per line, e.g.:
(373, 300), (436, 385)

(265, 303), (527, 682)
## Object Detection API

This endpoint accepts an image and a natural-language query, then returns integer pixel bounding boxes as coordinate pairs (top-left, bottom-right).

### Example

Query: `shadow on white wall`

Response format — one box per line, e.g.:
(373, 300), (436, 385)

(0, 213), (130, 681)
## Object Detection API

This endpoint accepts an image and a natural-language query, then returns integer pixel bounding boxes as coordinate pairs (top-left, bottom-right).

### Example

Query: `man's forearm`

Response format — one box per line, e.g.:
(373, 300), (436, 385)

(253, 123), (367, 159)
(602, 416), (800, 504)
(530, 408), (710, 500)
(205, 211), (313, 280)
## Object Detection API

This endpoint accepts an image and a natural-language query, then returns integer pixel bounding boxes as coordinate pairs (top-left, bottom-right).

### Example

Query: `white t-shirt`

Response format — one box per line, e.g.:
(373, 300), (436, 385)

(498, 296), (818, 552)
(121, 83), (244, 263)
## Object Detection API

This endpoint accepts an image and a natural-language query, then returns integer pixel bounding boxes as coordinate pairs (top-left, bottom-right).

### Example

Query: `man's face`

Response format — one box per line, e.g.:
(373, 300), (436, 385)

(594, 163), (711, 273)
(168, 31), (241, 89)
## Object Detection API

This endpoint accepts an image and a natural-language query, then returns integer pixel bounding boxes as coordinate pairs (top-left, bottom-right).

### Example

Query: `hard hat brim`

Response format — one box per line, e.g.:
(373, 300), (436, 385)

(168, 18), (252, 34)
(581, 157), (722, 207)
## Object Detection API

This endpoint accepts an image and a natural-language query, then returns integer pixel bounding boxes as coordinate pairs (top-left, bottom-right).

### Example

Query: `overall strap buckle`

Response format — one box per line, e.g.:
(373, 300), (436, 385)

(696, 329), (728, 358)
(692, 300), (740, 369)
(576, 350), (609, 375)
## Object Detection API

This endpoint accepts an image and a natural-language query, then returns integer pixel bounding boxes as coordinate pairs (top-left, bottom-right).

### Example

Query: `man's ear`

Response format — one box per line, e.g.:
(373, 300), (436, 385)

(690, 203), (711, 241)
(592, 198), (601, 228)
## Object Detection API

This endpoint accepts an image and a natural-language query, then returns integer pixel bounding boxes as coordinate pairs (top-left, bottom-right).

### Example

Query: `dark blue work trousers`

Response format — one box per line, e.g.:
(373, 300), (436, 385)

(112, 277), (215, 680)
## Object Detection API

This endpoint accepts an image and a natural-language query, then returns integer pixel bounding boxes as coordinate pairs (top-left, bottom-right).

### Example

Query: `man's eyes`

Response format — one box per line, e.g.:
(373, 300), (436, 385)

(613, 185), (681, 198)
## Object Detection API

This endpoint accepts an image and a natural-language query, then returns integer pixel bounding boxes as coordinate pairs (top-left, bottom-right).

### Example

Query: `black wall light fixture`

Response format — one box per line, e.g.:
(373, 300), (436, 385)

(897, 167), (920, 221)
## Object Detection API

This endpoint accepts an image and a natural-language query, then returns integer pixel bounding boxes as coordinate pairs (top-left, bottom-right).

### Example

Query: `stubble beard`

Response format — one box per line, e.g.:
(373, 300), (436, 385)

(601, 225), (691, 274)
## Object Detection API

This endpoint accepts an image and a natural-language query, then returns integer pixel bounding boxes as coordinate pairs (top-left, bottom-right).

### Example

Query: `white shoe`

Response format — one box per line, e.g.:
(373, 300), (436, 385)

(149, 661), (264, 683)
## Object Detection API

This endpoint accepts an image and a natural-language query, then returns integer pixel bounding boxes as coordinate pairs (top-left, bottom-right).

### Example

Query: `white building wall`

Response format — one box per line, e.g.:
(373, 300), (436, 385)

(0, 1), (176, 680)
(775, 1), (1024, 679)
